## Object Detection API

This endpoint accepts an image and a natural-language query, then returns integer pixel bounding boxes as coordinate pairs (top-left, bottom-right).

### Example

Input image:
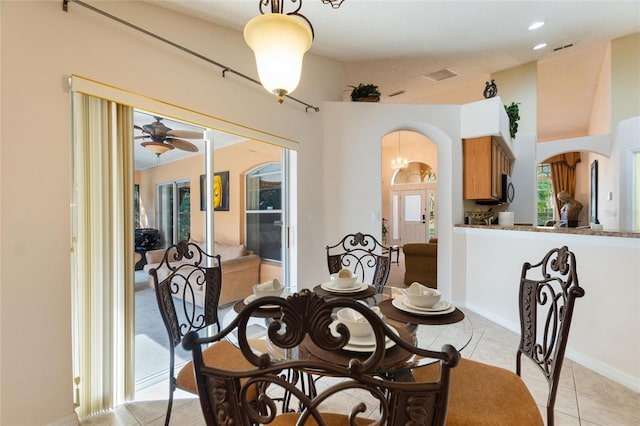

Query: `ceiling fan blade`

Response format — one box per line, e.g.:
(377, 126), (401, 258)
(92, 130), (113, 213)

(168, 129), (203, 139)
(134, 125), (144, 131)
(168, 138), (199, 152)
(134, 135), (149, 140)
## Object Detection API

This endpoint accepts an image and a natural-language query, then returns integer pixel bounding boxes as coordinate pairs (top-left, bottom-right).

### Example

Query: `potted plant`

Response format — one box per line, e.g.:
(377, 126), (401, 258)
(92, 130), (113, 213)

(504, 102), (520, 139)
(348, 83), (381, 102)
(381, 218), (389, 243)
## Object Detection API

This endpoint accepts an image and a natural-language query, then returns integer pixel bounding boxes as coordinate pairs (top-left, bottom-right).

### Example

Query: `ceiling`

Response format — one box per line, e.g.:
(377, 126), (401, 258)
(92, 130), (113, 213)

(144, 0), (639, 101)
(135, 1), (639, 167)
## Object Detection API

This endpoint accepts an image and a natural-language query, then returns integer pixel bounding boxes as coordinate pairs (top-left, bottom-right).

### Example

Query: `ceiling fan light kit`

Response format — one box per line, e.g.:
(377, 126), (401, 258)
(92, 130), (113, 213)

(141, 141), (174, 156)
(136, 116), (201, 157)
(243, 0), (343, 103)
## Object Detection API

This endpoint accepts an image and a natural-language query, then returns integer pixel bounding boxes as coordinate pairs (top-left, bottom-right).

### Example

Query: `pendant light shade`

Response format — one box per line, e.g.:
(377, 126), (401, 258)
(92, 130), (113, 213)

(244, 13), (312, 103)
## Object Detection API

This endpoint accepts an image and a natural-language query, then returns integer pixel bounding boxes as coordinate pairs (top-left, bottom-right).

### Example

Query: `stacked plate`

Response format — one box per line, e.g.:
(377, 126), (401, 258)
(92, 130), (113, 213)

(329, 321), (399, 352)
(244, 292), (289, 309)
(392, 296), (455, 315)
(320, 281), (369, 293)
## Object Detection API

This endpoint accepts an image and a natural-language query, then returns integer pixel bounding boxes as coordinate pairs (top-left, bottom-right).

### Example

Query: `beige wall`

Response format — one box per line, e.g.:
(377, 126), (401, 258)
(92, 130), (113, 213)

(0, 1), (342, 424)
(612, 33), (640, 126)
(138, 139), (282, 246)
(492, 61), (537, 137)
(589, 44), (612, 136)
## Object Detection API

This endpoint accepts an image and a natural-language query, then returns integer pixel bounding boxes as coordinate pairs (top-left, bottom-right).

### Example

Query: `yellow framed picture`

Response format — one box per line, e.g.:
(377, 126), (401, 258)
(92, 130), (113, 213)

(200, 171), (229, 211)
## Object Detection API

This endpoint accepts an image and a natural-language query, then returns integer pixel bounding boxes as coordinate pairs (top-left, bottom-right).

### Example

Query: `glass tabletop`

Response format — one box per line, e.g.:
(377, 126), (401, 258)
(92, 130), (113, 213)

(221, 286), (473, 373)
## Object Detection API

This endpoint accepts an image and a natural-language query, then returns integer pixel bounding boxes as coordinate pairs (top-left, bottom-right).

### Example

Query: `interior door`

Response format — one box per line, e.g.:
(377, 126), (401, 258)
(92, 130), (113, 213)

(391, 189), (429, 245)
(401, 190), (428, 243)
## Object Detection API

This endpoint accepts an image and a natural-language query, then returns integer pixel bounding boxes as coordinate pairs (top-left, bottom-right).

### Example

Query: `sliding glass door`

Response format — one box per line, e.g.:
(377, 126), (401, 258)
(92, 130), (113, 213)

(157, 180), (190, 247)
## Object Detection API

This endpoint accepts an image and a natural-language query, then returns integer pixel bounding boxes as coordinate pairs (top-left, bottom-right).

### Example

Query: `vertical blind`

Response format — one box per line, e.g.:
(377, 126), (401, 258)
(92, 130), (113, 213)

(70, 93), (134, 420)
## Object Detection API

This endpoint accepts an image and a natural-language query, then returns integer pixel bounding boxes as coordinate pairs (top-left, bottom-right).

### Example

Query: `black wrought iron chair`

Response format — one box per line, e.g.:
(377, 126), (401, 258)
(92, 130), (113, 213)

(183, 289), (460, 426)
(517, 245), (585, 426)
(149, 240), (255, 426)
(326, 232), (392, 293)
(413, 245), (584, 426)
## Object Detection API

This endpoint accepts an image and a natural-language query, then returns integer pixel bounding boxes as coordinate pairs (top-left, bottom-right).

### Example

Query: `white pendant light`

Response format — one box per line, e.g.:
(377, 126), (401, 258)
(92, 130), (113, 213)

(244, 14), (312, 103)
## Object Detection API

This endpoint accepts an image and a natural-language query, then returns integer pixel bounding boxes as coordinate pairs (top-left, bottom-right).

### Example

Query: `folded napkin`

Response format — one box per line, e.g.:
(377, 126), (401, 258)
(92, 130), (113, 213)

(344, 308), (366, 322)
(408, 282), (435, 295)
(343, 306), (382, 322)
(255, 278), (282, 291)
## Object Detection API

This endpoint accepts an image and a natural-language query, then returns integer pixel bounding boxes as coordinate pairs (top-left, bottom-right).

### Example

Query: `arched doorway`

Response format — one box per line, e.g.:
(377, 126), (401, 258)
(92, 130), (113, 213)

(381, 131), (438, 245)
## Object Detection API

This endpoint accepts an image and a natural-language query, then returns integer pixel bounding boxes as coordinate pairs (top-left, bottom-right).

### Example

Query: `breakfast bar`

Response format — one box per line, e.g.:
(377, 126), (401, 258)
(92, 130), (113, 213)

(452, 224), (640, 392)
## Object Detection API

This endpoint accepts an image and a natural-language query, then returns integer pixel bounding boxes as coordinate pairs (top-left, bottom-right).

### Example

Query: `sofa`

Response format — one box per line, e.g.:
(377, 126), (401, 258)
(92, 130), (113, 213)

(403, 238), (438, 288)
(143, 240), (261, 306)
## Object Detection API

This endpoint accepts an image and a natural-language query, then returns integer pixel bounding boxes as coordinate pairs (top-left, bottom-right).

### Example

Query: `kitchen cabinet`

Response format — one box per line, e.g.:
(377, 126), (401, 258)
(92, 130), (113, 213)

(463, 136), (512, 201)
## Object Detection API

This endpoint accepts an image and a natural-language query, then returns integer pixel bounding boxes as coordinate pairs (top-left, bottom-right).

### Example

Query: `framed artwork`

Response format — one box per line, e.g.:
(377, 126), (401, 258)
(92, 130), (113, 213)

(200, 171), (229, 211)
(590, 160), (598, 224)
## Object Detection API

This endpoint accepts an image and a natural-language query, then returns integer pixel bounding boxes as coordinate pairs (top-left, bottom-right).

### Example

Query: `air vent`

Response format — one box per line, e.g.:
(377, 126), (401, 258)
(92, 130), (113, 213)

(422, 68), (458, 81)
(553, 43), (574, 52)
(388, 90), (406, 97)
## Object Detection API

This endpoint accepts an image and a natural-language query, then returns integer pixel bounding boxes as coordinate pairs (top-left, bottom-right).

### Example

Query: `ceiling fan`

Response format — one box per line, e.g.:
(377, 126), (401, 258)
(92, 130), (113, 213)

(135, 116), (203, 156)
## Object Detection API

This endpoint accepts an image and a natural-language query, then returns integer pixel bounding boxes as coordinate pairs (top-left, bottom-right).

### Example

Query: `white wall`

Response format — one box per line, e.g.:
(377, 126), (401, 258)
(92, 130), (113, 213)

(455, 227), (640, 392)
(0, 2), (343, 424)
(510, 133), (537, 225)
(319, 102), (462, 304)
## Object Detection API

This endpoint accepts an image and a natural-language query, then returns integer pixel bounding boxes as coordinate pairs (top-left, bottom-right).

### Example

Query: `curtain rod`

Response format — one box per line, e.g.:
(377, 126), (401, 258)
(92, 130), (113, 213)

(62, 0), (321, 112)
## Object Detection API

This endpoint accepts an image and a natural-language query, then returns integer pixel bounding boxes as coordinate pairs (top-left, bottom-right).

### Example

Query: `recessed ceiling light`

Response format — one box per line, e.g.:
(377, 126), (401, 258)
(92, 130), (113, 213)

(533, 43), (547, 50)
(528, 21), (545, 30)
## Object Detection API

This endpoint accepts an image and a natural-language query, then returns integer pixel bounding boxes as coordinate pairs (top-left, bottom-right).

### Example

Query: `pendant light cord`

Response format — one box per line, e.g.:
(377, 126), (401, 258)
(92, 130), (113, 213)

(62, 0), (320, 112)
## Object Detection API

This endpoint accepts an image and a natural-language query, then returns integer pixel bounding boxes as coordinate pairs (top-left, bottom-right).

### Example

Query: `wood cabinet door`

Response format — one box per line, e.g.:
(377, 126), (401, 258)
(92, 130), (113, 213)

(463, 137), (492, 199)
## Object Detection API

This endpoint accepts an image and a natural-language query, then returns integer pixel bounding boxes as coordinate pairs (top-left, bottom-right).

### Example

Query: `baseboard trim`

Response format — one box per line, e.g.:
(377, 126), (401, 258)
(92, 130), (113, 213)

(462, 302), (639, 393)
(46, 412), (79, 426)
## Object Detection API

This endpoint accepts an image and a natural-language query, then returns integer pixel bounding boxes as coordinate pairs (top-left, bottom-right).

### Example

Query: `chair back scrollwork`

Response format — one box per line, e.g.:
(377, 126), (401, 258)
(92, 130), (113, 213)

(148, 240), (223, 425)
(183, 289), (459, 426)
(517, 245), (585, 426)
(326, 232), (392, 293)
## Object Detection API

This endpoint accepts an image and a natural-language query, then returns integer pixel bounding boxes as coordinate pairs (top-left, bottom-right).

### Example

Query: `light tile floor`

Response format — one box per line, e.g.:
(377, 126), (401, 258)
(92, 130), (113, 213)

(82, 308), (640, 426)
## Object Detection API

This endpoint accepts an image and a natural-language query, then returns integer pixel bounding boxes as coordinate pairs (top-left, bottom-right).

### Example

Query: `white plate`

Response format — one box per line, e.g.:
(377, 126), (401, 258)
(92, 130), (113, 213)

(320, 281), (369, 293)
(329, 321), (398, 352)
(402, 298), (452, 312)
(244, 293), (289, 309)
(392, 297), (456, 316)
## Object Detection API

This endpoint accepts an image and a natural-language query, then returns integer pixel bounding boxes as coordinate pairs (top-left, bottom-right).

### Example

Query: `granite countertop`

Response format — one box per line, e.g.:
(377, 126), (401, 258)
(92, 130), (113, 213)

(455, 224), (640, 239)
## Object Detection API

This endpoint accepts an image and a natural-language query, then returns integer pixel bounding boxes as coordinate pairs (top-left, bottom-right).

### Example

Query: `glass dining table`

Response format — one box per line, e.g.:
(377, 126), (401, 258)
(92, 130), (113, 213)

(221, 286), (473, 374)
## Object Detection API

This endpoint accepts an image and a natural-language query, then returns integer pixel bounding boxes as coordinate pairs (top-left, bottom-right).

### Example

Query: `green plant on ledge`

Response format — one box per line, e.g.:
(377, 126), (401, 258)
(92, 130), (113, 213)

(348, 83), (381, 102)
(504, 102), (521, 139)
